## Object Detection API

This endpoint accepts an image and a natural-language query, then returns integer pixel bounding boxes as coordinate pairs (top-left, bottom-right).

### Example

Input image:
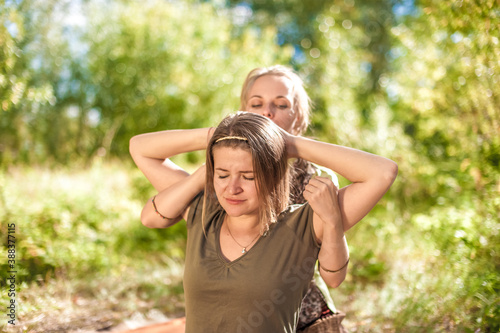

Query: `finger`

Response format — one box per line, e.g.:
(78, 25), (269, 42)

(306, 178), (324, 188)
(312, 176), (336, 187)
(305, 181), (338, 200)
(306, 178), (334, 192)
(304, 181), (322, 192)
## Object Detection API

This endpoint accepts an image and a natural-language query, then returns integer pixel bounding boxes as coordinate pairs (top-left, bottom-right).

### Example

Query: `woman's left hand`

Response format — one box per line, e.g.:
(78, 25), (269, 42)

(307, 176), (348, 288)
(274, 126), (298, 159)
(303, 176), (341, 225)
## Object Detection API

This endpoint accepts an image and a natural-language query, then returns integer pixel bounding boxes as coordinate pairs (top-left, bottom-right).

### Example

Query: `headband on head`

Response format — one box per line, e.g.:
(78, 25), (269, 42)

(215, 136), (248, 143)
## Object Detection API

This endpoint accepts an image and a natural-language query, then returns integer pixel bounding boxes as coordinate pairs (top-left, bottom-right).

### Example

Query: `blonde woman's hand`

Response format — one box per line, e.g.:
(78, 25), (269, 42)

(275, 126), (298, 159)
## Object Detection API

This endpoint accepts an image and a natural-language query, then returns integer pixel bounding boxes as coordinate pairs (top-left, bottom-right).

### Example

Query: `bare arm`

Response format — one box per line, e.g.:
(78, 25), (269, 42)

(305, 177), (349, 288)
(287, 134), (397, 287)
(129, 128), (212, 227)
(129, 128), (212, 191)
(288, 135), (398, 232)
(141, 164), (206, 228)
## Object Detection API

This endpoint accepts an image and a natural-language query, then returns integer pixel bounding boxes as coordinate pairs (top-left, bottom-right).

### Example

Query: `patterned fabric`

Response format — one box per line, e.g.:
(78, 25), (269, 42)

(297, 281), (347, 333)
(299, 311), (347, 333)
(293, 161), (345, 332)
(297, 280), (331, 329)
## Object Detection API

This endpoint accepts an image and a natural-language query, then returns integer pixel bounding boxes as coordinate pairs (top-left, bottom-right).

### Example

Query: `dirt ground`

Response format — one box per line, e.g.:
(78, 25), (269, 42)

(1, 307), (185, 333)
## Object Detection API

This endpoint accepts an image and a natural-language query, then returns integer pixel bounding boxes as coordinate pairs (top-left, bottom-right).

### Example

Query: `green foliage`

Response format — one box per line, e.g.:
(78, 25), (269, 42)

(388, 0), (499, 204)
(350, 249), (387, 284)
(288, 2), (499, 329)
(0, 0), (293, 165)
(0, 164), (189, 325)
(0, 0), (498, 331)
(0, 0), (59, 165)
(0, 164), (184, 282)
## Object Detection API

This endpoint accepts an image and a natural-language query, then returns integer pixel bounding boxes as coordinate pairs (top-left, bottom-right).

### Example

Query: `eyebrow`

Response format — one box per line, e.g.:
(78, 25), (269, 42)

(249, 95), (289, 100)
(215, 168), (254, 174)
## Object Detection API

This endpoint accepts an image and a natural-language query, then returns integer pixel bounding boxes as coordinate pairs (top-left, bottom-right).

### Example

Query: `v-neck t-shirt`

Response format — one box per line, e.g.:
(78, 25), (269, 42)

(184, 192), (321, 333)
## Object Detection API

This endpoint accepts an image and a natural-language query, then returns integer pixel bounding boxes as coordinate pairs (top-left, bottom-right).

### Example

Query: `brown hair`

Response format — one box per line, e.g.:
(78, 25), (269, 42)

(239, 65), (312, 136)
(205, 112), (289, 234)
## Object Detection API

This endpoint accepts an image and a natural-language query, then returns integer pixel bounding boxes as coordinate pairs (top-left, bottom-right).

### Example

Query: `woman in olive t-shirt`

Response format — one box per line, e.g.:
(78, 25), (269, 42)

(130, 111), (398, 332)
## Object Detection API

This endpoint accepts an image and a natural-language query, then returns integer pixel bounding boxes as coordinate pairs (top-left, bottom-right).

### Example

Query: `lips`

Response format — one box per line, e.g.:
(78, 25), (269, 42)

(225, 198), (245, 205)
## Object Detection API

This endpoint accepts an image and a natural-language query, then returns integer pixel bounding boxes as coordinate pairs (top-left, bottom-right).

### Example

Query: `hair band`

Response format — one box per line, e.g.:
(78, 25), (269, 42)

(215, 136), (248, 143)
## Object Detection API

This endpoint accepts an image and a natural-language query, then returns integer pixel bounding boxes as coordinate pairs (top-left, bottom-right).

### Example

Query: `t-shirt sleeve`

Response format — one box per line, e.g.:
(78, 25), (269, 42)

(283, 203), (321, 250)
(186, 192), (220, 229)
(186, 191), (204, 229)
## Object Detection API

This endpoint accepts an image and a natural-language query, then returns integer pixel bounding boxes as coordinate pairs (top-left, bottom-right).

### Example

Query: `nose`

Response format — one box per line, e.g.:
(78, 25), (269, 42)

(228, 177), (242, 195)
(260, 103), (274, 119)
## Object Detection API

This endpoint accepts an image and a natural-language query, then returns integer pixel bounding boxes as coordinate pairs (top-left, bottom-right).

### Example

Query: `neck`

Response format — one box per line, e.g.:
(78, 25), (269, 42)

(225, 214), (261, 233)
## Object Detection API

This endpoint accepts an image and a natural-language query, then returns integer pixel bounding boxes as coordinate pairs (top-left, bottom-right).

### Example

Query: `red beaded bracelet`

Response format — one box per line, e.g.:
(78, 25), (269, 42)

(151, 195), (175, 220)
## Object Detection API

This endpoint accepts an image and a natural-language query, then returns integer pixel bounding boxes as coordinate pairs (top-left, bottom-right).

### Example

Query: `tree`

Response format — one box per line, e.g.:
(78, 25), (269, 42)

(0, 0), (59, 165)
(1, 0), (293, 164)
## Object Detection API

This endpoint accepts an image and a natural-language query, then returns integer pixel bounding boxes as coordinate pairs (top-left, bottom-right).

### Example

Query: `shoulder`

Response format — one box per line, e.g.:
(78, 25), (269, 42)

(278, 202), (320, 249)
(279, 202), (314, 231)
(186, 191), (221, 228)
(284, 202), (312, 215)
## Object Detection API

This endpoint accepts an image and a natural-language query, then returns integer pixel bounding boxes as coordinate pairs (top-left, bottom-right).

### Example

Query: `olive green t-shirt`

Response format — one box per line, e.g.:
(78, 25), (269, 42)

(184, 193), (321, 333)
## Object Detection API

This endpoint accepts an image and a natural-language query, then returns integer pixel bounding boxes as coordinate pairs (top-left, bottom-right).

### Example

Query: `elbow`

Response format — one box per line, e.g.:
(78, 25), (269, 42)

(141, 215), (171, 229)
(129, 135), (140, 157)
(140, 205), (163, 228)
(383, 160), (398, 186)
(319, 260), (348, 288)
(324, 273), (347, 289)
(140, 213), (158, 229)
(328, 281), (343, 289)
(140, 206), (180, 228)
(141, 217), (158, 229)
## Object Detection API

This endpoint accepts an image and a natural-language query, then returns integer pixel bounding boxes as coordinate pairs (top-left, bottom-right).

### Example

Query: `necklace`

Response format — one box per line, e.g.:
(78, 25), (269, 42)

(225, 219), (260, 254)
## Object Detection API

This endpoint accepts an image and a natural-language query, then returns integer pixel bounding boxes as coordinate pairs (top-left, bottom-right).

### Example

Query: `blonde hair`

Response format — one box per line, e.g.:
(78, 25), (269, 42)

(239, 65), (312, 136)
(204, 112), (289, 235)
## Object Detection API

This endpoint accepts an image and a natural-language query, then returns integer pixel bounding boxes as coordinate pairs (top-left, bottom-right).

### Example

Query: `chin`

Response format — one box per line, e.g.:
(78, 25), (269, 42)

(221, 206), (245, 217)
(220, 205), (256, 218)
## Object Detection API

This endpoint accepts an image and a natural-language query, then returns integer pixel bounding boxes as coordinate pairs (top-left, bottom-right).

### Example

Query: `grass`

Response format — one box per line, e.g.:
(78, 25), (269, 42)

(0, 162), (498, 332)
(0, 162), (186, 332)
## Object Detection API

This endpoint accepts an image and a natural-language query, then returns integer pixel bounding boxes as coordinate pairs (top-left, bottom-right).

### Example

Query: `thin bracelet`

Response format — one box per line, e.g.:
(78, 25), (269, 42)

(318, 258), (350, 273)
(151, 195), (175, 220)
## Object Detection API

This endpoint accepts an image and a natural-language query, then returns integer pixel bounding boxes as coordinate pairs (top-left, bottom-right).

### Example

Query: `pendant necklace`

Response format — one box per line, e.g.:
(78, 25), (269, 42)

(226, 219), (260, 254)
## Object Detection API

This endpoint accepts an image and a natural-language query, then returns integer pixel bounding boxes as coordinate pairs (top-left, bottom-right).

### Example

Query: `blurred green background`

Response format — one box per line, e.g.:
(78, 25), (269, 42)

(0, 0), (499, 332)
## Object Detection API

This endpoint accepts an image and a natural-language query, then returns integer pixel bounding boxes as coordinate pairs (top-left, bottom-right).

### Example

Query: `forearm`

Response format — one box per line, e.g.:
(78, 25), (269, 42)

(317, 216), (349, 288)
(130, 128), (211, 160)
(291, 136), (397, 184)
(130, 127), (212, 191)
(291, 135), (398, 231)
(141, 165), (205, 228)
